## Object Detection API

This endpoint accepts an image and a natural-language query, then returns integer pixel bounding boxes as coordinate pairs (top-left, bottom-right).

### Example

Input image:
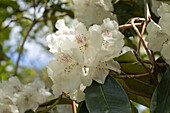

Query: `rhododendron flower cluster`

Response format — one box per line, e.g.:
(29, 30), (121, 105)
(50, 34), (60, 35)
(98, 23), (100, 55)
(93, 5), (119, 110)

(146, 3), (170, 65)
(74, 0), (117, 27)
(46, 18), (124, 101)
(0, 77), (51, 113)
(151, 0), (170, 16)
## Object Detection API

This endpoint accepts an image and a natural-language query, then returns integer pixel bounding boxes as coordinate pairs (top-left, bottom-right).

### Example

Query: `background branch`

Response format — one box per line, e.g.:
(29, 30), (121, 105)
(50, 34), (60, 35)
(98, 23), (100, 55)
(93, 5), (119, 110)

(123, 87), (152, 99)
(0, 17), (32, 32)
(13, 20), (37, 76)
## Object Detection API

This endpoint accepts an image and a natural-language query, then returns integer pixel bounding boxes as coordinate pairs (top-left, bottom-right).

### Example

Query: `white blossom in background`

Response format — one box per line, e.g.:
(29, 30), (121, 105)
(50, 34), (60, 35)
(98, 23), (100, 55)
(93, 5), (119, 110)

(0, 103), (19, 113)
(146, 3), (170, 65)
(0, 77), (51, 113)
(158, 3), (170, 36)
(121, 46), (132, 54)
(74, 0), (117, 27)
(161, 41), (170, 65)
(146, 21), (168, 52)
(151, 0), (170, 16)
(46, 18), (124, 101)
(61, 0), (71, 3)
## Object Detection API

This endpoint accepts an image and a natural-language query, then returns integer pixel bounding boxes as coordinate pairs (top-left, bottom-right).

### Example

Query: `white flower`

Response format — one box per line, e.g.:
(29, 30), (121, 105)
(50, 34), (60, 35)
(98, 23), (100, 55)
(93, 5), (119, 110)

(61, 0), (71, 3)
(158, 3), (170, 36)
(46, 49), (83, 96)
(151, 0), (170, 16)
(46, 19), (75, 53)
(14, 80), (51, 113)
(121, 46), (132, 54)
(0, 77), (24, 96)
(146, 21), (169, 52)
(0, 90), (14, 105)
(0, 77), (51, 113)
(69, 89), (85, 102)
(161, 41), (170, 65)
(90, 60), (120, 84)
(0, 103), (19, 113)
(74, 0), (117, 27)
(91, 18), (124, 61)
(46, 18), (124, 102)
(147, 3), (170, 65)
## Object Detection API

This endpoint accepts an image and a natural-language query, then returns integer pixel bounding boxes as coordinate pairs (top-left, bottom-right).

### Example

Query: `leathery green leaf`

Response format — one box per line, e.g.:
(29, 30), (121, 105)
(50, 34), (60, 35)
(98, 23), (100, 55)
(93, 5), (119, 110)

(85, 76), (131, 113)
(150, 66), (170, 113)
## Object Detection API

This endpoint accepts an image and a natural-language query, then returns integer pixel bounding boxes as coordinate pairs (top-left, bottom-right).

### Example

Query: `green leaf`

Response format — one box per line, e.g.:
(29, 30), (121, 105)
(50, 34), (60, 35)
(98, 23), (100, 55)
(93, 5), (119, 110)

(113, 51), (156, 107)
(85, 76), (131, 113)
(114, 51), (137, 63)
(114, 51), (151, 74)
(114, 0), (144, 25)
(150, 66), (170, 113)
(116, 78), (152, 107)
(25, 109), (35, 113)
(120, 62), (149, 74)
(77, 101), (89, 113)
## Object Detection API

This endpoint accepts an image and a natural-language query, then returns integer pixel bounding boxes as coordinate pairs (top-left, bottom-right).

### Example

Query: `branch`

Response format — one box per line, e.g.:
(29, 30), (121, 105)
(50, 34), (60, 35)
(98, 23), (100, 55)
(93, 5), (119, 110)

(115, 73), (150, 79)
(131, 18), (153, 64)
(119, 22), (142, 30)
(13, 20), (36, 76)
(36, 14), (67, 22)
(0, 17), (32, 32)
(144, 0), (151, 25)
(33, 0), (36, 19)
(123, 87), (152, 99)
(137, 21), (146, 56)
(131, 18), (158, 84)
(72, 101), (77, 113)
(38, 95), (62, 113)
(134, 51), (152, 77)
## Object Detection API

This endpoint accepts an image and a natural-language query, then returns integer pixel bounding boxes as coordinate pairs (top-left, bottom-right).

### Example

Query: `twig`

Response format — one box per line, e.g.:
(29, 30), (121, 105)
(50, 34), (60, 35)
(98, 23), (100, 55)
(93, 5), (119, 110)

(13, 20), (36, 76)
(151, 51), (158, 73)
(0, 17), (32, 32)
(36, 14), (67, 22)
(131, 18), (158, 84)
(144, 0), (151, 25)
(72, 101), (77, 113)
(137, 21), (146, 56)
(123, 87), (152, 99)
(119, 23), (142, 30)
(33, 0), (36, 19)
(131, 18), (153, 64)
(115, 73), (150, 79)
(39, 95), (62, 113)
(134, 51), (151, 75)
(142, 60), (152, 64)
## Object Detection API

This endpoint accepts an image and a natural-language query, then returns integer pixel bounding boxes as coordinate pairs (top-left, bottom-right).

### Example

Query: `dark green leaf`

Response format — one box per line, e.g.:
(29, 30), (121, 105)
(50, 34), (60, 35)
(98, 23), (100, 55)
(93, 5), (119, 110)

(77, 101), (89, 113)
(85, 76), (131, 113)
(114, 0), (144, 25)
(116, 78), (152, 107)
(114, 51), (151, 74)
(25, 109), (35, 113)
(113, 50), (156, 107)
(150, 66), (170, 113)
